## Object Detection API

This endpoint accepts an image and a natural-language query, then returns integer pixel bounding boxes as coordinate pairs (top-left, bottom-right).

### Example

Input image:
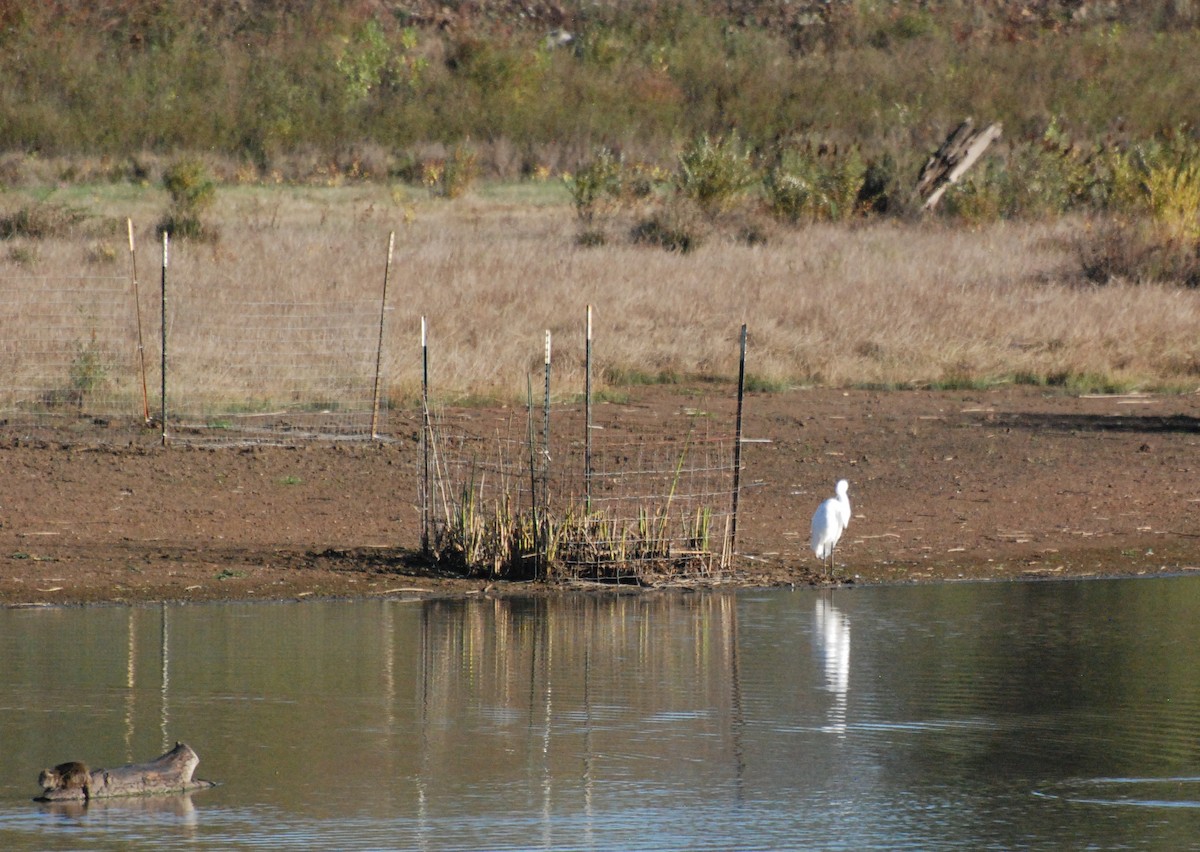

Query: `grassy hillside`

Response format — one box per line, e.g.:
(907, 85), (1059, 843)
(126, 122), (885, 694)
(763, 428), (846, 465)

(1, 0), (1198, 184)
(2, 1), (1199, 302)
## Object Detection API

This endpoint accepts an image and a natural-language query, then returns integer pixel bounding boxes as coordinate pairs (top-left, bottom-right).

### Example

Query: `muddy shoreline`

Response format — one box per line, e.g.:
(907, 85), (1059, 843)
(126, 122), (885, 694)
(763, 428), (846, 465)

(3, 386), (1198, 608)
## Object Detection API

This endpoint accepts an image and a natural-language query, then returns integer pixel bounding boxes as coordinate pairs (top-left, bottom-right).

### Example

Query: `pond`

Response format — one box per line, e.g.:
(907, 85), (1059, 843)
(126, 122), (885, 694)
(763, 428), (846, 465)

(1, 577), (1199, 850)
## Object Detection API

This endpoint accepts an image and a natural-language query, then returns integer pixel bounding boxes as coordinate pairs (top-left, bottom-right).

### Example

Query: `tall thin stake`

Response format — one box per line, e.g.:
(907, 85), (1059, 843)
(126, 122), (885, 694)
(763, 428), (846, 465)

(420, 316), (431, 556)
(526, 373), (540, 579)
(584, 306), (593, 512)
(160, 232), (169, 447)
(127, 219), (150, 424)
(542, 330), (552, 523)
(370, 231), (395, 440)
(730, 324), (748, 553)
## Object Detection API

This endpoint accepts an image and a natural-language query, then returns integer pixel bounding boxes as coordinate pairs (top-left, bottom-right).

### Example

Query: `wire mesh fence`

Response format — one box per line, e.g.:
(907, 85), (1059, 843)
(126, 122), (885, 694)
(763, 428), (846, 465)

(425, 393), (741, 583)
(166, 293), (389, 443)
(0, 233), (404, 444)
(0, 234), (749, 581)
(0, 275), (143, 419)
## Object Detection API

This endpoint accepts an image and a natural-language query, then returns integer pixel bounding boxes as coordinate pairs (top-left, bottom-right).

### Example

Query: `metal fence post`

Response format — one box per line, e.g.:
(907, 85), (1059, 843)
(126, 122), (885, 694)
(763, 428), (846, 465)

(730, 324), (747, 553)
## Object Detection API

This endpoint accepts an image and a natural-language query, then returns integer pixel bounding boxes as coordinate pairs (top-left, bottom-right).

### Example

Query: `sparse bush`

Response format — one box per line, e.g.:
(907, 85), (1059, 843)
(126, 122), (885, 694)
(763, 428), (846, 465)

(744, 374), (790, 393)
(85, 242), (118, 265)
(857, 154), (898, 214)
(442, 143), (479, 198)
(6, 244), (39, 267)
(939, 162), (1007, 224)
(1075, 217), (1200, 287)
(69, 333), (108, 397)
(0, 202), (88, 239)
(422, 143), (479, 199)
(940, 123), (1200, 227)
(565, 148), (672, 245)
(575, 229), (608, 247)
(631, 202), (706, 253)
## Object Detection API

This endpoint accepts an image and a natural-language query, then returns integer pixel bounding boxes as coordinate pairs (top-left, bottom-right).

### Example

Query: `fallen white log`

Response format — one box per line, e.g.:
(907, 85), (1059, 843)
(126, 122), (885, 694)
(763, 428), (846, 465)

(916, 119), (1003, 210)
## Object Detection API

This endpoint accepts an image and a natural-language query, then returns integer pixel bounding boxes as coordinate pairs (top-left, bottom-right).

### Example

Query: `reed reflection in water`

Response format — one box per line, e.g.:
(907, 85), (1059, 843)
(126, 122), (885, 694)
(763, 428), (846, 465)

(0, 578), (1199, 850)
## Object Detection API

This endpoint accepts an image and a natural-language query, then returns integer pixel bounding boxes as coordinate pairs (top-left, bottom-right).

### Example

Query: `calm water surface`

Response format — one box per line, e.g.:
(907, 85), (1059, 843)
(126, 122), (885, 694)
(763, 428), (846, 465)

(2, 577), (1200, 850)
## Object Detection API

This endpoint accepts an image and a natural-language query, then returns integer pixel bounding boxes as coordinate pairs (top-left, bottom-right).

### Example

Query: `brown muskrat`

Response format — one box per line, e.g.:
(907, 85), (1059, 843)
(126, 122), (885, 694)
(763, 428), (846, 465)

(38, 761), (91, 801)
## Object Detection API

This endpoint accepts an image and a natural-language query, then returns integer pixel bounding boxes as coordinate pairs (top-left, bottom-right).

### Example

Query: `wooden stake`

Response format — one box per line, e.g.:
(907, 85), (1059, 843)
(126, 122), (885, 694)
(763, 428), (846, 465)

(370, 231), (395, 440)
(127, 219), (150, 424)
(421, 316), (430, 556)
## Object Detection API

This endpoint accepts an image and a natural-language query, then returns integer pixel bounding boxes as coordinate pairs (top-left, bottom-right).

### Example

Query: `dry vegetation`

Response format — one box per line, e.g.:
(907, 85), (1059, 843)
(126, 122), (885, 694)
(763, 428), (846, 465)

(1, 184), (1198, 408)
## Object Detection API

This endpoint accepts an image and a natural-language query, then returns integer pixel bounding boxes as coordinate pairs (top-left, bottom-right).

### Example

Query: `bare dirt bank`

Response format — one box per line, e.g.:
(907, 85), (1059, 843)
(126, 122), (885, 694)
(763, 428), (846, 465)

(2, 385), (1198, 608)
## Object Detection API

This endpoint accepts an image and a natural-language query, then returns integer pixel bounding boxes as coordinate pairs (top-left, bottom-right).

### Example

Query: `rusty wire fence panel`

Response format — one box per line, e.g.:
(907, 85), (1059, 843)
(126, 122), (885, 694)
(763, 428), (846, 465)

(0, 275), (144, 421)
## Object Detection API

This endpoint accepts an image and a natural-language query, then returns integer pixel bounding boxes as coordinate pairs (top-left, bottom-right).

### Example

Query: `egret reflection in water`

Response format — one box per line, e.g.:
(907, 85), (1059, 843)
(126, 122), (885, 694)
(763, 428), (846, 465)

(813, 592), (851, 735)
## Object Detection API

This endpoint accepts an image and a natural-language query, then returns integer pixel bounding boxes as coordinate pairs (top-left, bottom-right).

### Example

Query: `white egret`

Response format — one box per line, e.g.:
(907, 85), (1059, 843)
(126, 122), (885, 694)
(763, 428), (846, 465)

(810, 479), (851, 576)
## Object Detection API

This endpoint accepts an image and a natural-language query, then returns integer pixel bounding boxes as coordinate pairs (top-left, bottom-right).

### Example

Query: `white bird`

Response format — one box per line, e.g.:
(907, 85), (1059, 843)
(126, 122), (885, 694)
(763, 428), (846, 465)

(811, 479), (851, 576)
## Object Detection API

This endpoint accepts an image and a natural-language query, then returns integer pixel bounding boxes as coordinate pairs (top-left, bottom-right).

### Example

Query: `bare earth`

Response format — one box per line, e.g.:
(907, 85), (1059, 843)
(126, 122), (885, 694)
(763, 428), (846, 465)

(2, 386), (1198, 608)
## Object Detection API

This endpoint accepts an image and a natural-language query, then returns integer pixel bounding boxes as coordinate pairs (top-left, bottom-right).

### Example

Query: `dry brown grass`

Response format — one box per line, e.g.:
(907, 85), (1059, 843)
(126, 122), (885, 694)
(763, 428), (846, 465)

(2, 184), (1199, 416)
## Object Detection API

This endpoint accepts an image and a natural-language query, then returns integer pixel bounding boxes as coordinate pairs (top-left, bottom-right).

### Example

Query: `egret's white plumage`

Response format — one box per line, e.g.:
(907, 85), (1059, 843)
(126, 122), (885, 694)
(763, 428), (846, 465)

(811, 479), (851, 575)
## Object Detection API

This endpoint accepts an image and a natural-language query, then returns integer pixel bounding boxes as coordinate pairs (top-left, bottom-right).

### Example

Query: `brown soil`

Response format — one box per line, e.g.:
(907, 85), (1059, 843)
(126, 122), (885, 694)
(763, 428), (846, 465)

(2, 386), (1198, 608)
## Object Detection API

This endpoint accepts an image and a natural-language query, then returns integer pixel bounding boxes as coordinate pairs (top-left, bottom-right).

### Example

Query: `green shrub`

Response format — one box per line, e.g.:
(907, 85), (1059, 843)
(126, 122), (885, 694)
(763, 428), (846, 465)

(1145, 161), (1200, 243)
(158, 158), (217, 241)
(69, 334), (108, 396)
(335, 19), (391, 104)
(6, 244), (38, 267)
(942, 123), (1200, 225)
(564, 149), (671, 245)
(574, 228), (608, 248)
(939, 162), (1008, 224)
(564, 147), (623, 224)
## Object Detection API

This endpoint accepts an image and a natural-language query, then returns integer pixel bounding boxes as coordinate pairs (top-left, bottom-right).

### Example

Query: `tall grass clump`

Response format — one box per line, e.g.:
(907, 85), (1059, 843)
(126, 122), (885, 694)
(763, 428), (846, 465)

(433, 488), (724, 581)
(764, 142), (869, 223)
(676, 132), (757, 216)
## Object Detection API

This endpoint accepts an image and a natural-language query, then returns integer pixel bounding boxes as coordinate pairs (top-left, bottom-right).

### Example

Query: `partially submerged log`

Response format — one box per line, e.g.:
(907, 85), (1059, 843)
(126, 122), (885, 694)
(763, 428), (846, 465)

(35, 742), (215, 802)
(916, 118), (1003, 210)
